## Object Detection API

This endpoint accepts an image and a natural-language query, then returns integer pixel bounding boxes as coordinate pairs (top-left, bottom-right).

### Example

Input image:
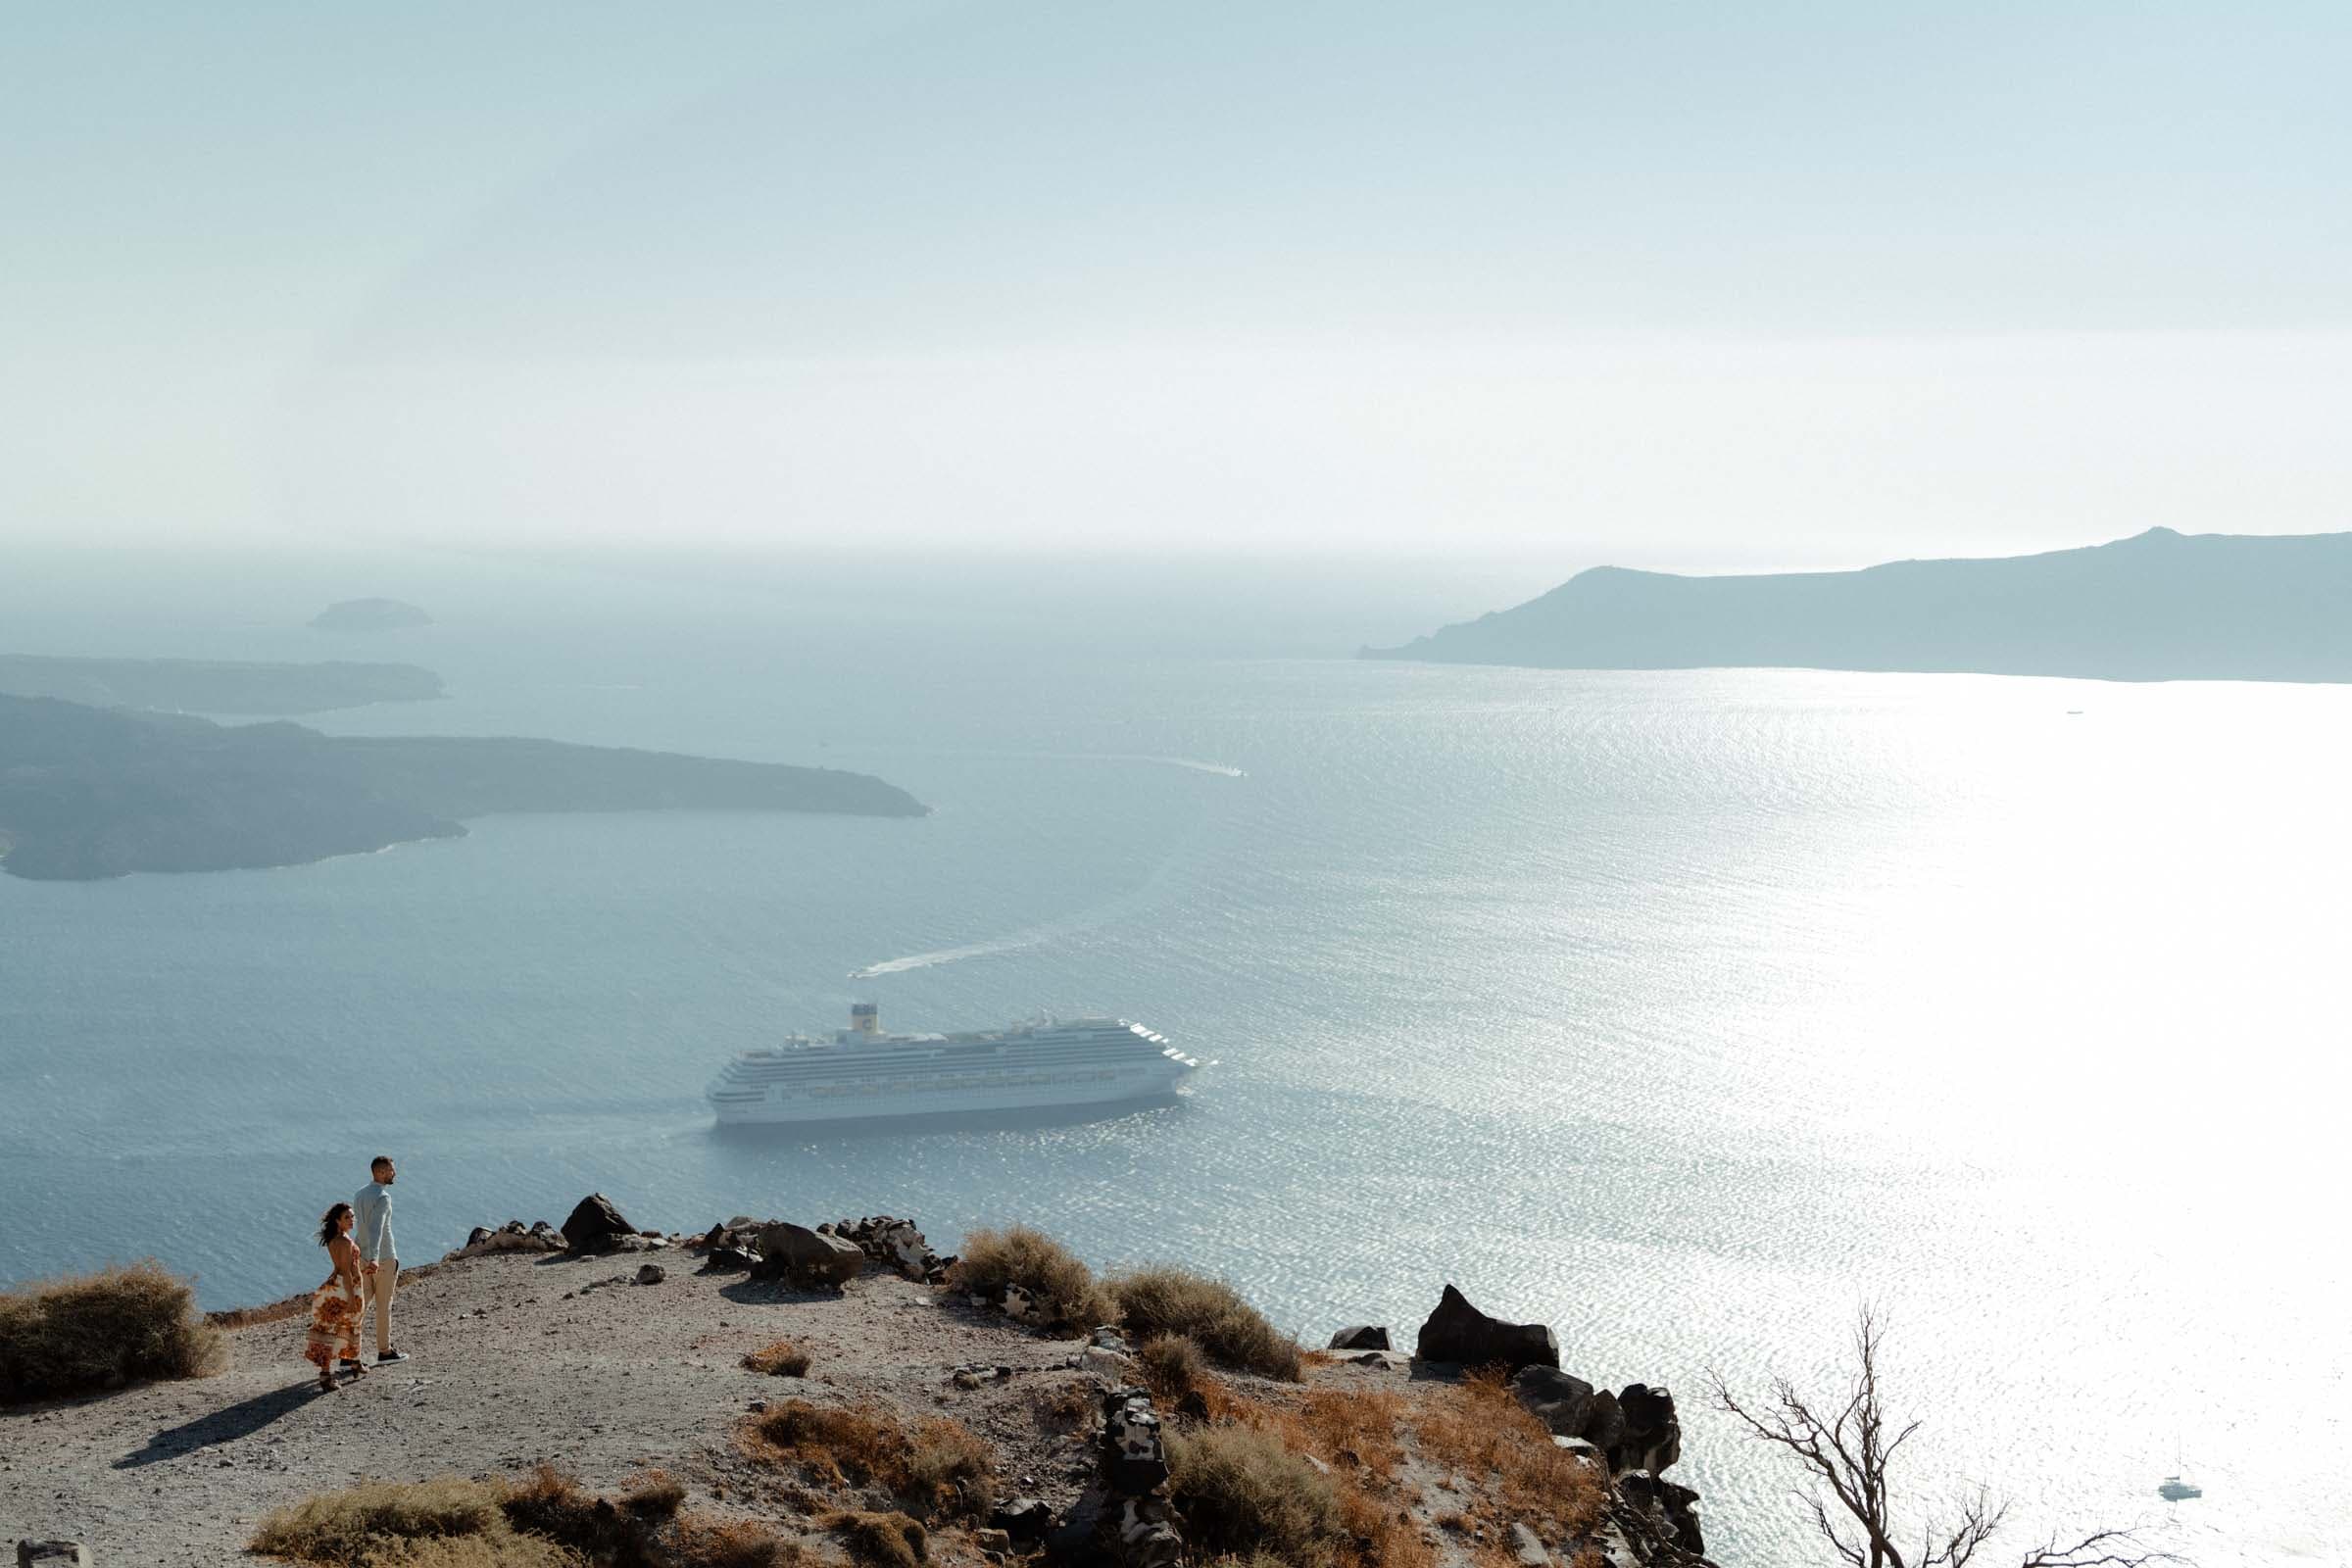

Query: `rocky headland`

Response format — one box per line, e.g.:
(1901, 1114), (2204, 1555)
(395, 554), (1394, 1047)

(0, 695), (928, 881)
(3, 1200), (1712, 1568)
(1366, 526), (2352, 682)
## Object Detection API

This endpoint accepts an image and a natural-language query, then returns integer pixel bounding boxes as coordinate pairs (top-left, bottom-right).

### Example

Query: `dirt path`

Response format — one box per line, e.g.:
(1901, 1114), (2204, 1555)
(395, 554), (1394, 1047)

(2, 1250), (1102, 1565)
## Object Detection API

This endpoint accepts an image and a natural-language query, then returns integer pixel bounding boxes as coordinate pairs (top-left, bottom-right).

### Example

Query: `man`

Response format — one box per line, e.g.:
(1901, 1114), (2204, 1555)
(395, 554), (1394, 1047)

(351, 1155), (410, 1367)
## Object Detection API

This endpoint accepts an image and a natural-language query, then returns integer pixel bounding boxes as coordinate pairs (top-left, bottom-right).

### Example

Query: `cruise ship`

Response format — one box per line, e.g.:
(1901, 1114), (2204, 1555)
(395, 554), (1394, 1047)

(707, 1003), (1205, 1128)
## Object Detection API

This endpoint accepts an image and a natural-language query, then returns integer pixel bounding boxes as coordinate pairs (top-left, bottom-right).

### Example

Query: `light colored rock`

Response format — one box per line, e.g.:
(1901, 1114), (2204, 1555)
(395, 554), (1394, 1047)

(1509, 1521), (1555, 1566)
(18, 1544), (92, 1568)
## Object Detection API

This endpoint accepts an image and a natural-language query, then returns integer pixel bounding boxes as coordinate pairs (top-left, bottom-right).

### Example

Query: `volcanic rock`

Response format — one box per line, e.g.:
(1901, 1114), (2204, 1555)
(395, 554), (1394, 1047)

(1512, 1365), (1596, 1439)
(755, 1222), (863, 1287)
(1414, 1284), (1559, 1372)
(562, 1194), (638, 1252)
(1612, 1383), (1681, 1477)
(1328, 1324), (1391, 1350)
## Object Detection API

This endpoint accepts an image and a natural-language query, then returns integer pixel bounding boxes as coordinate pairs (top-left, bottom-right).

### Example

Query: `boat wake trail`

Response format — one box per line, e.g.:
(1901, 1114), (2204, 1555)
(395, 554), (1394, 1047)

(1109, 755), (1247, 778)
(850, 935), (1044, 979)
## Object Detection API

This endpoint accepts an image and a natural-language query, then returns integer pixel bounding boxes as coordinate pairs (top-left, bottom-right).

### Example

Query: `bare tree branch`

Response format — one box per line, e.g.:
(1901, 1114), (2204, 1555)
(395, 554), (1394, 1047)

(1712, 1308), (2189, 1568)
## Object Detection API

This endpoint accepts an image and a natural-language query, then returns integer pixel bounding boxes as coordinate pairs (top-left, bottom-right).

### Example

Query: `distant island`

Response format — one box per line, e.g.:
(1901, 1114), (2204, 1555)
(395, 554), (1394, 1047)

(0, 654), (445, 714)
(310, 597), (432, 631)
(0, 694), (928, 881)
(1365, 527), (2352, 683)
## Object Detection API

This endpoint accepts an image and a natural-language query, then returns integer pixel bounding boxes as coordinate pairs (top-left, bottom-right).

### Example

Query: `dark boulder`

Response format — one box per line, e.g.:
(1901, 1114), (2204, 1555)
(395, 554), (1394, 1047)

(1328, 1324), (1391, 1350)
(1611, 1383), (1682, 1477)
(561, 1193), (637, 1252)
(991, 1496), (1055, 1543)
(701, 1245), (759, 1273)
(1619, 1473), (1704, 1555)
(1512, 1365), (1595, 1438)
(1414, 1284), (1559, 1372)
(1582, 1388), (1626, 1454)
(756, 1221), (864, 1287)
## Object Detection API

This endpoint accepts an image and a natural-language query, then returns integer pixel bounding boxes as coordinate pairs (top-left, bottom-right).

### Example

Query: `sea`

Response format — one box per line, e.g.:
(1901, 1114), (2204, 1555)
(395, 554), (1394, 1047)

(2, 547), (2345, 1567)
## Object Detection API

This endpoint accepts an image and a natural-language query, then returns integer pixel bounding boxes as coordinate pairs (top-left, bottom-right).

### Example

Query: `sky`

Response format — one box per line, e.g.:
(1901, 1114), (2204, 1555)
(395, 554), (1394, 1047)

(4, 1), (2348, 569)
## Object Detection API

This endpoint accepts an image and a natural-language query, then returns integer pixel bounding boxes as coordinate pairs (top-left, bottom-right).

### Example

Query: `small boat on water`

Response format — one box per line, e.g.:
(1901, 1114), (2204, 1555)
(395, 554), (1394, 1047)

(2158, 1475), (2202, 1502)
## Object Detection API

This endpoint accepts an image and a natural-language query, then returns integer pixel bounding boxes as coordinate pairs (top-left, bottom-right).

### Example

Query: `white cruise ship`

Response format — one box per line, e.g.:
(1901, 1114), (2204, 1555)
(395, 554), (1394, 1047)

(707, 1003), (1204, 1128)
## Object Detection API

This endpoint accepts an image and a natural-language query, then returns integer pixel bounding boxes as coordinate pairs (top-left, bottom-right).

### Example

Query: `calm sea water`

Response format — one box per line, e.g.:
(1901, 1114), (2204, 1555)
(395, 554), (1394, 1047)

(2, 552), (2345, 1565)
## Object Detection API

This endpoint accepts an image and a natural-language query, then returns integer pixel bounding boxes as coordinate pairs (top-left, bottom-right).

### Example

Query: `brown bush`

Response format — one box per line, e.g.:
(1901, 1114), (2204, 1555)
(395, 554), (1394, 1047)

(752, 1399), (907, 1489)
(904, 1418), (995, 1519)
(668, 1516), (809, 1568)
(0, 1260), (225, 1402)
(1166, 1422), (1347, 1566)
(1109, 1267), (1301, 1382)
(944, 1225), (1117, 1335)
(821, 1510), (926, 1568)
(1137, 1333), (1210, 1401)
(358, 1539), (581, 1568)
(250, 1477), (510, 1564)
(1409, 1370), (1604, 1540)
(742, 1340), (811, 1378)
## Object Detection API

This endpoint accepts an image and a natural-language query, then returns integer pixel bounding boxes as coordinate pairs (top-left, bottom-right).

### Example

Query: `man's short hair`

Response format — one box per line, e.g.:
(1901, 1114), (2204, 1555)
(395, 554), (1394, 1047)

(370, 1154), (395, 1172)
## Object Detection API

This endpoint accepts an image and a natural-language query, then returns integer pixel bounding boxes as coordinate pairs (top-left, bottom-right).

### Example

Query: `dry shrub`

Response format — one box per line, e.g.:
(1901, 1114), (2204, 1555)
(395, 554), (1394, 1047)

(1035, 1376), (1101, 1432)
(620, 1471), (686, 1521)
(904, 1418), (996, 1518)
(1408, 1370), (1604, 1539)
(1137, 1333), (1210, 1401)
(1298, 1387), (1404, 1484)
(753, 1399), (907, 1489)
(359, 1539), (581, 1568)
(946, 1225), (1117, 1335)
(251, 1477), (510, 1564)
(1336, 1488), (1438, 1568)
(752, 1400), (990, 1521)
(822, 1510), (927, 1568)
(669, 1516), (809, 1568)
(0, 1260), (225, 1402)
(1109, 1267), (1301, 1382)
(743, 1340), (811, 1378)
(1166, 1423), (1347, 1566)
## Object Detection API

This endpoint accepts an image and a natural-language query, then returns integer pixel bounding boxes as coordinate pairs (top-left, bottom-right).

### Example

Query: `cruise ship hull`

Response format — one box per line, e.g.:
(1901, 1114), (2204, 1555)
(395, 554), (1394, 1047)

(706, 1011), (1203, 1130)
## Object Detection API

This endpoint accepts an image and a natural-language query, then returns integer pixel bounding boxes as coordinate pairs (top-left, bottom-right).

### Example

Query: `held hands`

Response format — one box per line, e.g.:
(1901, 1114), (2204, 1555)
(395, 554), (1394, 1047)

(363, 1261), (378, 1275)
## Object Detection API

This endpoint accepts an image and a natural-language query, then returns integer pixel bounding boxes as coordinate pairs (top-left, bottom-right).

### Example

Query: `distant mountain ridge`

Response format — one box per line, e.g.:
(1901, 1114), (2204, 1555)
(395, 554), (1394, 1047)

(0, 694), (927, 881)
(1364, 528), (2352, 682)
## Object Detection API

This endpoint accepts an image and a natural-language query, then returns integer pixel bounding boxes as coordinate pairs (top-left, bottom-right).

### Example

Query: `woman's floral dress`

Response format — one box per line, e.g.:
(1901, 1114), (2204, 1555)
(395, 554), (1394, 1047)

(306, 1249), (364, 1372)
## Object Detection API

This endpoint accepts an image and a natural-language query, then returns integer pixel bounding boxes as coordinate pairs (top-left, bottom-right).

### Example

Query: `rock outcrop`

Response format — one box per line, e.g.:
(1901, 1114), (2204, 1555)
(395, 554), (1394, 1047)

(562, 1194), (638, 1253)
(445, 1220), (565, 1260)
(1328, 1324), (1391, 1350)
(753, 1223), (863, 1287)
(1415, 1283), (1560, 1372)
(825, 1215), (949, 1282)
(1613, 1384), (1683, 1478)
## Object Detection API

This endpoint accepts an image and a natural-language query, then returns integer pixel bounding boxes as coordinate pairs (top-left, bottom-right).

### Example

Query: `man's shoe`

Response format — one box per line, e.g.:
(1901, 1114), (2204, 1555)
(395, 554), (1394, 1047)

(376, 1350), (411, 1364)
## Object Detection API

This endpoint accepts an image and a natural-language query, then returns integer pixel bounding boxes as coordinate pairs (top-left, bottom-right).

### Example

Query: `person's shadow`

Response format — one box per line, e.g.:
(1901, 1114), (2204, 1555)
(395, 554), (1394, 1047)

(114, 1381), (328, 1469)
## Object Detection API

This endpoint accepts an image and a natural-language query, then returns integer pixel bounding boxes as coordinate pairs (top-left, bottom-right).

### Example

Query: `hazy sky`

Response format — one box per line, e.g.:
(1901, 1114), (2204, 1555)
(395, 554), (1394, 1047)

(6, 2), (2348, 567)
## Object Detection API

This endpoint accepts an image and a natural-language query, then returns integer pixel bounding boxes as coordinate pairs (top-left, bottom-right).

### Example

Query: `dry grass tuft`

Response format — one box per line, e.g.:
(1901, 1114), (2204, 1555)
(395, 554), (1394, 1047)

(251, 1477), (511, 1564)
(903, 1418), (995, 1519)
(1408, 1370), (1605, 1540)
(821, 1510), (927, 1568)
(742, 1340), (812, 1378)
(619, 1471), (687, 1521)
(0, 1260), (225, 1402)
(1298, 1387), (1405, 1484)
(357, 1539), (581, 1568)
(750, 1400), (991, 1521)
(945, 1225), (1118, 1335)
(1137, 1333), (1211, 1401)
(1166, 1422), (1347, 1566)
(1109, 1267), (1302, 1382)
(752, 1399), (908, 1489)
(668, 1516), (810, 1568)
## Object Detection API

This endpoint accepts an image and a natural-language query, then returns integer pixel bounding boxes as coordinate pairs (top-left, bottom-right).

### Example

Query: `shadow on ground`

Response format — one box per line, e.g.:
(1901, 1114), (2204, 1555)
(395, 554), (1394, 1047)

(115, 1381), (328, 1469)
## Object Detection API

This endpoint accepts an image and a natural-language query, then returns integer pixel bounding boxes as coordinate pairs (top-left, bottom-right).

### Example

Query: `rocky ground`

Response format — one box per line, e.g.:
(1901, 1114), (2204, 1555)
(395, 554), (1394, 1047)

(3, 1216), (1711, 1568)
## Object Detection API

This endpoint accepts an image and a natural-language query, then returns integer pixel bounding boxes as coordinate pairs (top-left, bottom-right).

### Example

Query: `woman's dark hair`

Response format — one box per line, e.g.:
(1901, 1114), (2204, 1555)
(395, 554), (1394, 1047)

(318, 1202), (354, 1248)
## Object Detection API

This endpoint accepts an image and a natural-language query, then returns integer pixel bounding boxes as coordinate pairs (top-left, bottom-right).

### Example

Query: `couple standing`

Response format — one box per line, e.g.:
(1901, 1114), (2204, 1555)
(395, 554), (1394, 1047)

(306, 1155), (411, 1390)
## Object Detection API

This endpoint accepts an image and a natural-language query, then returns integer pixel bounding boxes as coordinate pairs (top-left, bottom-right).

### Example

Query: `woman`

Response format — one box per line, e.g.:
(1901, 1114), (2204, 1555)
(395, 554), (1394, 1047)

(306, 1201), (369, 1390)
